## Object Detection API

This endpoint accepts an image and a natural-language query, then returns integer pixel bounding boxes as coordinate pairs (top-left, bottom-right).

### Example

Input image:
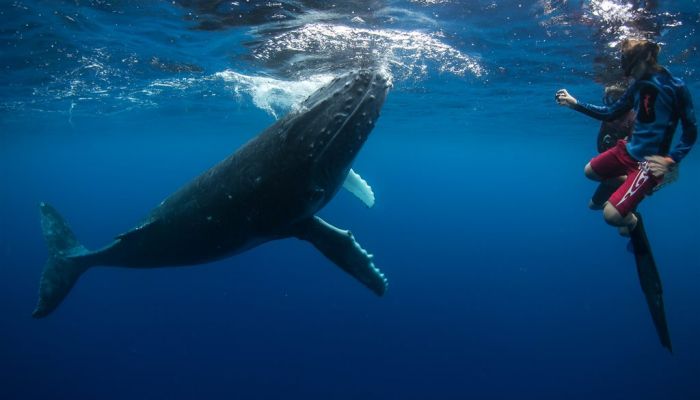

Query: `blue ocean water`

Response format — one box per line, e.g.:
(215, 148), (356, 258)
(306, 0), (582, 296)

(1, 1), (699, 399)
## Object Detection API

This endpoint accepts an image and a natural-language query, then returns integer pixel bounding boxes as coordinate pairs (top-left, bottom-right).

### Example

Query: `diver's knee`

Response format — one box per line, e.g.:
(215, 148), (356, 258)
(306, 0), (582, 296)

(603, 203), (624, 226)
(584, 163), (601, 181)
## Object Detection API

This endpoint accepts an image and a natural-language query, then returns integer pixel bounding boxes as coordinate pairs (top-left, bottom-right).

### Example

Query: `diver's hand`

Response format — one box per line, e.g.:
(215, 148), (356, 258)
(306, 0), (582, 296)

(645, 155), (676, 178)
(555, 89), (577, 107)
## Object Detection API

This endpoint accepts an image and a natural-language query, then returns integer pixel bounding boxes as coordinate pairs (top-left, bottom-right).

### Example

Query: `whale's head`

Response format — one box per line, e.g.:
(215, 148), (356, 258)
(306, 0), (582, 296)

(284, 69), (390, 200)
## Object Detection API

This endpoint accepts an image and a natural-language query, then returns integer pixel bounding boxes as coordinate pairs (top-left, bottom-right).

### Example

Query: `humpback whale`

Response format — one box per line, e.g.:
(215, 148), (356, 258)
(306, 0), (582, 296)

(33, 69), (390, 317)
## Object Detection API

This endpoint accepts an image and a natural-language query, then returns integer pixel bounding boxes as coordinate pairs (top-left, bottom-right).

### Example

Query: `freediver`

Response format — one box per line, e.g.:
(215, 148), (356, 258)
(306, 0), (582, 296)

(555, 39), (697, 352)
(588, 82), (636, 209)
(556, 39), (697, 236)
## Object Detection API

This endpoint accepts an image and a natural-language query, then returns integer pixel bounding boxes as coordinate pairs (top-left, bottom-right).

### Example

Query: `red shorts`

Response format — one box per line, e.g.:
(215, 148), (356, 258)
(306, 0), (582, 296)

(589, 140), (661, 216)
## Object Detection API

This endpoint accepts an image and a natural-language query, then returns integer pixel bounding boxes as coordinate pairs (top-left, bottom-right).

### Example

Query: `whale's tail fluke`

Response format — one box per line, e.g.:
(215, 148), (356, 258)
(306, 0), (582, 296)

(33, 202), (91, 318)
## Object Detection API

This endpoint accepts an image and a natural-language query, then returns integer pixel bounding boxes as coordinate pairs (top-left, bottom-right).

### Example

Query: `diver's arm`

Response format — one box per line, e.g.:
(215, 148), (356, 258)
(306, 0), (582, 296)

(668, 86), (697, 163)
(570, 87), (634, 122)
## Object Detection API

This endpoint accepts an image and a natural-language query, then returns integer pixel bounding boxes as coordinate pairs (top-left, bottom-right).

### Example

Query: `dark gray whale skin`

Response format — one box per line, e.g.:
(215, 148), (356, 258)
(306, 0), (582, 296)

(34, 70), (390, 317)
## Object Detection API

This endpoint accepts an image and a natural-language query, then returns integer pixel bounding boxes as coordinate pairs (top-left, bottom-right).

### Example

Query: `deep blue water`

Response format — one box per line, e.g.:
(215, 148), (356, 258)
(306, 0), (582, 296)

(2, 1), (700, 399)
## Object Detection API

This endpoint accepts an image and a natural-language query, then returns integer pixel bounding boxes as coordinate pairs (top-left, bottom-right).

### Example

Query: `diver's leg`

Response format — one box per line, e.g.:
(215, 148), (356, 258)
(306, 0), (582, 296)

(604, 162), (660, 236)
(603, 203), (638, 236)
(584, 162), (602, 181)
(589, 176), (626, 210)
(587, 140), (630, 209)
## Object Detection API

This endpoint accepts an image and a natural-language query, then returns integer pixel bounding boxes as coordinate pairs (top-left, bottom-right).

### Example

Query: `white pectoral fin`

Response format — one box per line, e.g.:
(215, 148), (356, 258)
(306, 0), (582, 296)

(343, 169), (375, 208)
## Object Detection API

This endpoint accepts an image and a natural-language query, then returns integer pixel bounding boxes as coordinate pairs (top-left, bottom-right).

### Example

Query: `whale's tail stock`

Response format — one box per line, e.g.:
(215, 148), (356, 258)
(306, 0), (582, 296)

(33, 202), (92, 318)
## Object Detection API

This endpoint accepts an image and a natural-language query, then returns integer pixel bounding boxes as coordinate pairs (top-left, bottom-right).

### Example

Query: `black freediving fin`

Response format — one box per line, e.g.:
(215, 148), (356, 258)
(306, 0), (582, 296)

(629, 212), (673, 353)
(293, 216), (387, 296)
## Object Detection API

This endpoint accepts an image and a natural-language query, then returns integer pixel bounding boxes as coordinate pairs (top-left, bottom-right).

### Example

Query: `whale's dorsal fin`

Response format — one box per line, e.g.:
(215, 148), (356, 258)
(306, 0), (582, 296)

(343, 169), (375, 208)
(293, 216), (387, 296)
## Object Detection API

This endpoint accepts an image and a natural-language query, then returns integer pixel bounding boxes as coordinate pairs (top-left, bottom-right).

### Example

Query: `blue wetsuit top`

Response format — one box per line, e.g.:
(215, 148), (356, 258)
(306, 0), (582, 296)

(572, 68), (697, 163)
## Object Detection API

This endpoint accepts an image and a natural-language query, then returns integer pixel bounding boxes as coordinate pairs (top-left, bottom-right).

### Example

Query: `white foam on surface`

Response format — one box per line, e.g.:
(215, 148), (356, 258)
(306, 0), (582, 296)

(253, 23), (486, 80)
(215, 70), (334, 118)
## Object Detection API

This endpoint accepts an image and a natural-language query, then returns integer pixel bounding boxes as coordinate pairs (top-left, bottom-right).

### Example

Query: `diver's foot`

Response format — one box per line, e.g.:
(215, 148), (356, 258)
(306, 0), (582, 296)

(618, 226), (631, 237)
(617, 213), (638, 237)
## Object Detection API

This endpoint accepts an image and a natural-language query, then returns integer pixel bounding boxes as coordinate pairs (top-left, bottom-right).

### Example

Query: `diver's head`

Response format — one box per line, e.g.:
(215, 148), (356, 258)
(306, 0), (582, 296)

(620, 39), (661, 79)
(603, 83), (628, 106)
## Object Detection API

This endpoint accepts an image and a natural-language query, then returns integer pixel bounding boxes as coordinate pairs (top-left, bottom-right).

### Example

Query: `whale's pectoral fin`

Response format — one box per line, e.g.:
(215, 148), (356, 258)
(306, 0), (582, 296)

(343, 169), (375, 208)
(294, 216), (387, 296)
